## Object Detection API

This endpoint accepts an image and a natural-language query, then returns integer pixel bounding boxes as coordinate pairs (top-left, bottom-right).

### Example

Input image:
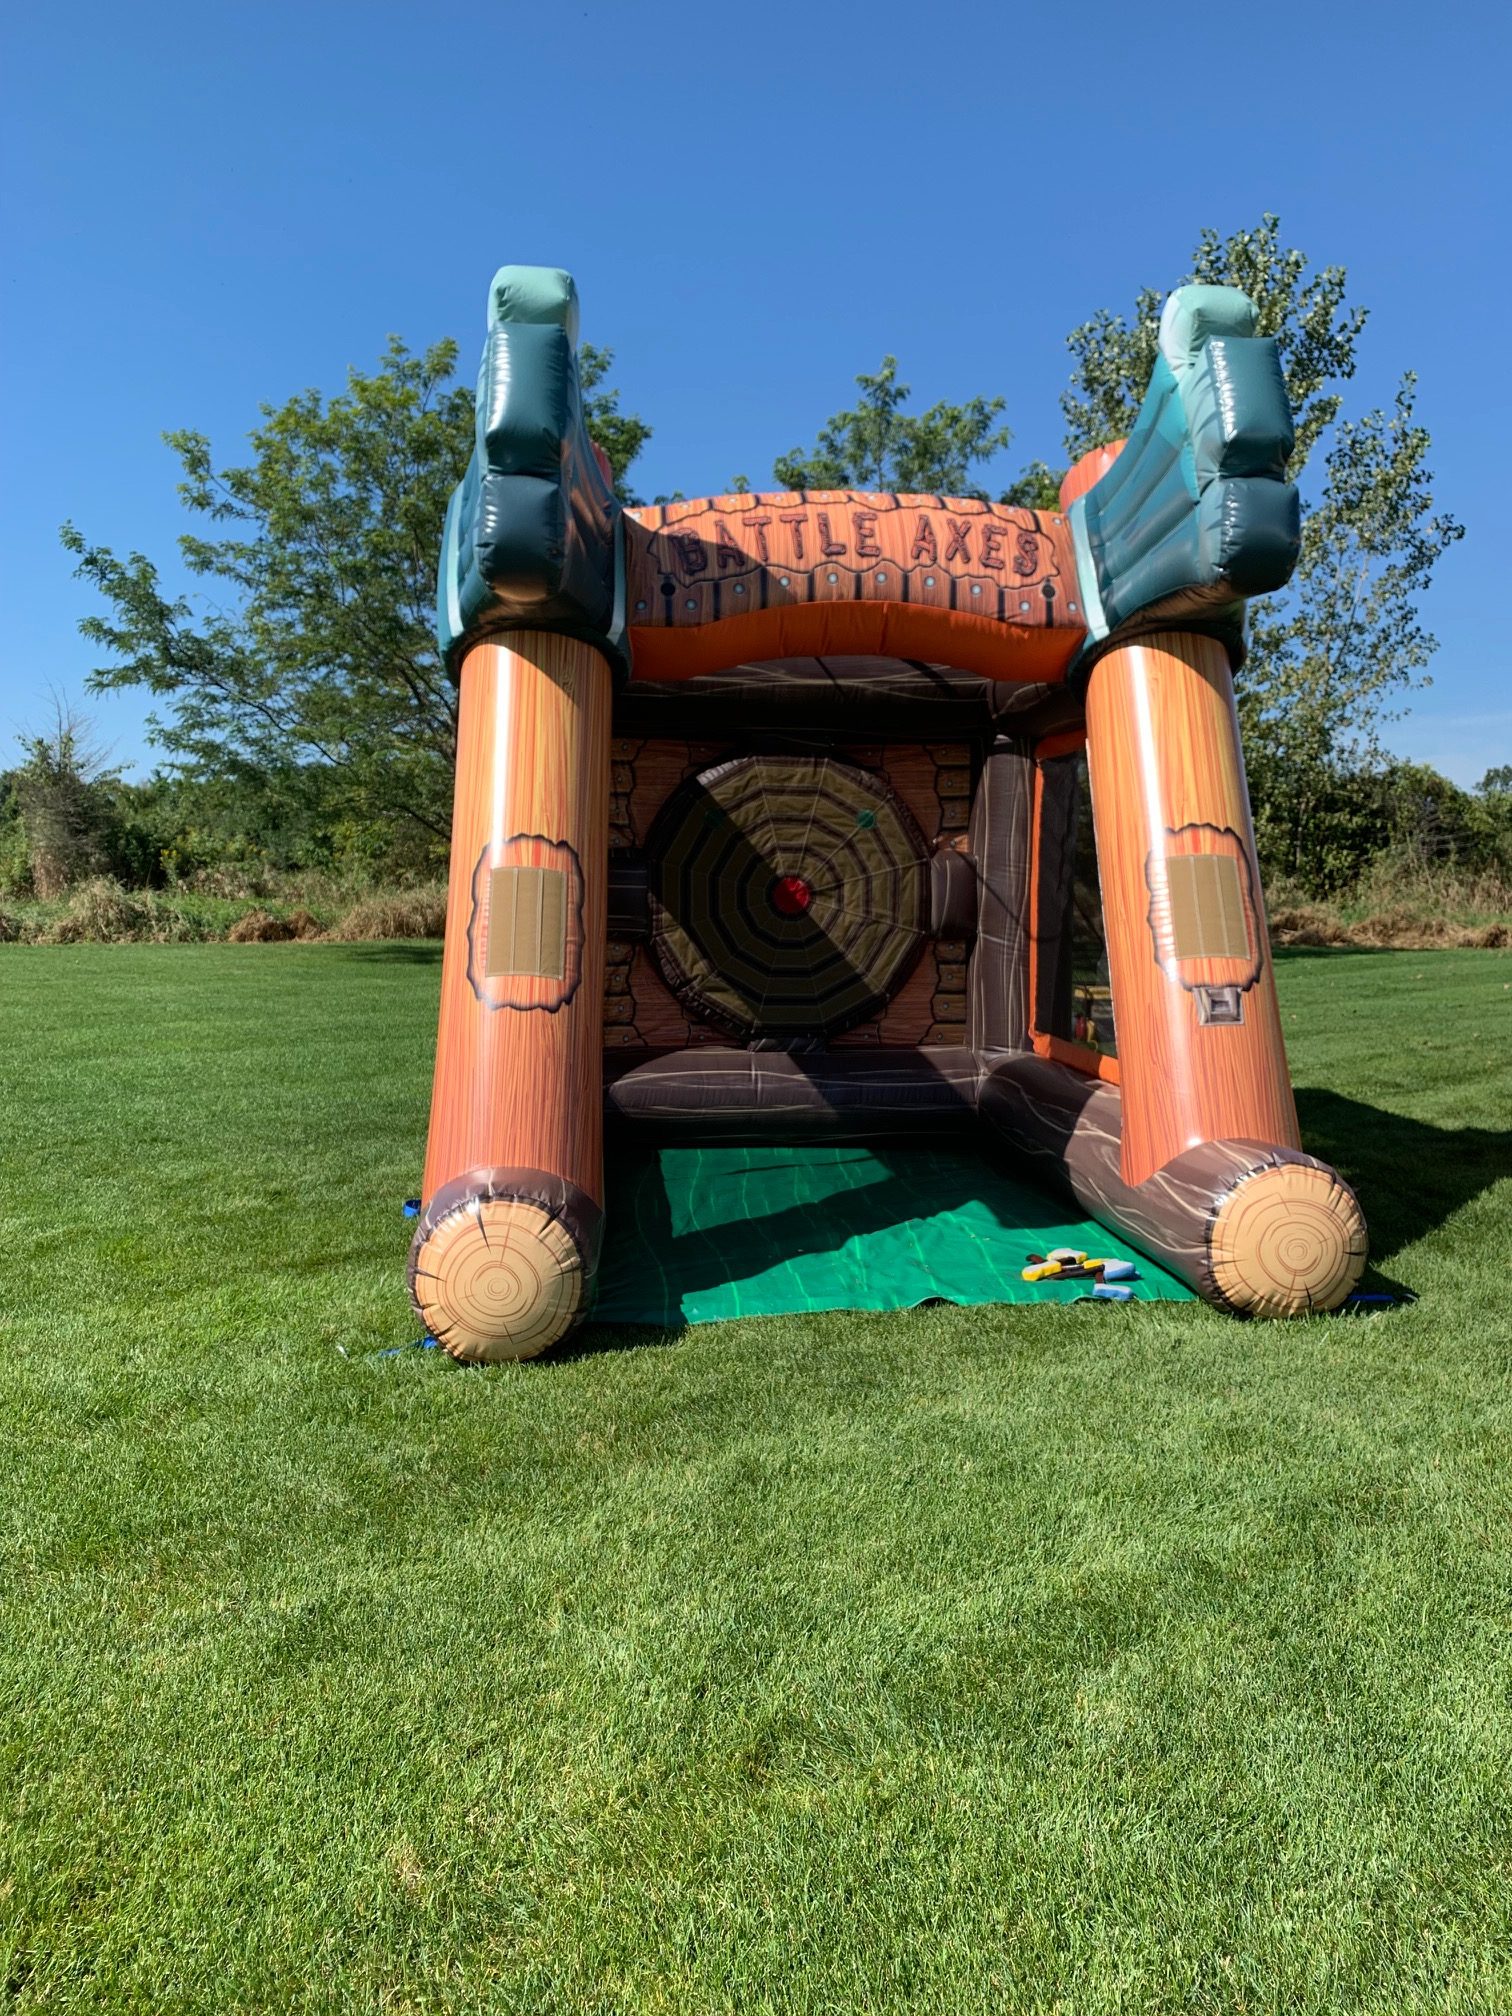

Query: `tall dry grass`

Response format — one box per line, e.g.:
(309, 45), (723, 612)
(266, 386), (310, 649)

(1268, 859), (1512, 949)
(321, 890), (448, 941)
(2, 877), (448, 946)
(3, 861), (1507, 953)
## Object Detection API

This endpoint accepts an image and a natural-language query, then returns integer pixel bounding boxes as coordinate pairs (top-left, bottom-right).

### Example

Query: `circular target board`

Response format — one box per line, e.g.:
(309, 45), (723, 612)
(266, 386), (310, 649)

(647, 754), (932, 1039)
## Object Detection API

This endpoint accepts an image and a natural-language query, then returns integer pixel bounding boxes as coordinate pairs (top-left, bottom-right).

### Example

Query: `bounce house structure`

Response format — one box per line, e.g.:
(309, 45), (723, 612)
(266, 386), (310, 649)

(409, 265), (1368, 1360)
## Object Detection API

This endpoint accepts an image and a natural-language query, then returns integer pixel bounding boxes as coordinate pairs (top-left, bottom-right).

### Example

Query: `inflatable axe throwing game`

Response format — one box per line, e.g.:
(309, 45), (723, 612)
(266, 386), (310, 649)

(408, 265), (1368, 1360)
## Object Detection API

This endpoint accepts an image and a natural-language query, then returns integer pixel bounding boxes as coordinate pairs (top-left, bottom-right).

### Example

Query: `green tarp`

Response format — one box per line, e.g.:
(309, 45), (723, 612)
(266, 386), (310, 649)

(594, 1143), (1194, 1328)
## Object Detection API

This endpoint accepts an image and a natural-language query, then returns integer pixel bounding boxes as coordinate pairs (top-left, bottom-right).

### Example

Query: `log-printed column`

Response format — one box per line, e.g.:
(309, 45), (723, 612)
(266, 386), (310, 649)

(410, 633), (611, 1361)
(1081, 630), (1364, 1312)
(1085, 630), (1297, 1182)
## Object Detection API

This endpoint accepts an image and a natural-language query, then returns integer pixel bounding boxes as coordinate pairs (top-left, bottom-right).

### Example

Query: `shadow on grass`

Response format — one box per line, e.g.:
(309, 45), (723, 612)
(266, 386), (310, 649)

(546, 1321), (683, 1362)
(1296, 1086), (1511, 1268)
(1273, 945), (1405, 962)
(334, 941), (443, 965)
(1274, 943), (1511, 962)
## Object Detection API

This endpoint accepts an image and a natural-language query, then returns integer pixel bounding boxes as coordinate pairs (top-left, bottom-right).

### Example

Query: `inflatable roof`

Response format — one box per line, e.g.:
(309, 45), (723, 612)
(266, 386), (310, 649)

(437, 268), (1300, 683)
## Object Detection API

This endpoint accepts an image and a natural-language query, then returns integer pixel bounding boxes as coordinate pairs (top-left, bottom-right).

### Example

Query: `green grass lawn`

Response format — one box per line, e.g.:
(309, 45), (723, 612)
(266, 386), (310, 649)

(2, 945), (1510, 2014)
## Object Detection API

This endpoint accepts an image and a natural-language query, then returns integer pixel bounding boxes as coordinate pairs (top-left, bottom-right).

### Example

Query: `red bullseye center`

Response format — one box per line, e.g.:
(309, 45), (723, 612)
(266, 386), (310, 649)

(770, 873), (813, 918)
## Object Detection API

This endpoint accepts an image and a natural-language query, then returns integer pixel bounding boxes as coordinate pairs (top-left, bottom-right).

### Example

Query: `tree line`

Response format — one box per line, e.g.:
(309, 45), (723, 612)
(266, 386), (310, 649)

(7, 216), (1508, 906)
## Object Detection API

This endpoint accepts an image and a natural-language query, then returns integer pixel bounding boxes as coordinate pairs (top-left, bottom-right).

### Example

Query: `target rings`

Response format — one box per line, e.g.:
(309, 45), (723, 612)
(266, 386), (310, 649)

(646, 754), (930, 1039)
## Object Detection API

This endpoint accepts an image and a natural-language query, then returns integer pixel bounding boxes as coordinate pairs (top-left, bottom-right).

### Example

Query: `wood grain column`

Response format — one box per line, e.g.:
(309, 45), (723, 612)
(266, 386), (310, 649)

(1082, 632), (1367, 1314)
(409, 633), (611, 1361)
(1084, 631), (1300, 1188)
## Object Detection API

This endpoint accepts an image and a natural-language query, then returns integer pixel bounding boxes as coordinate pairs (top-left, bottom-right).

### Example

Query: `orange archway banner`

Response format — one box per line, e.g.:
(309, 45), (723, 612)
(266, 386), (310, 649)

(622, 492), (1088, 682)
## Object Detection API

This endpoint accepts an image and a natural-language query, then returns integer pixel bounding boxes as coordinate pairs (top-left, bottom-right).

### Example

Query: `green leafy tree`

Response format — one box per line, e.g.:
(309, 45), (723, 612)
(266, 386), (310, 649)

(774, 357), (1011, 497)
(1244, 377), (1465, 882)
(8, 699), (120, 898)
(63, 338), (650, 861)
(578, 344), (653, 502)
(0, 700), (289, 898)
(62, 339), (475, 852)
(1055, 216), (1463, 891)
(1061, 216), (1368, 474)
(1000, 461), (1063, 512)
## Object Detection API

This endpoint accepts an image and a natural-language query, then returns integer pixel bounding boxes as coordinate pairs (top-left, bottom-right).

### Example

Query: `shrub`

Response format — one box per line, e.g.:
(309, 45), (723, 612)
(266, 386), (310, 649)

(37, 878), (209, 945)
(41, 878), (151, 943)
(227, 909), (297, 944)
(225, 907), (325, 944)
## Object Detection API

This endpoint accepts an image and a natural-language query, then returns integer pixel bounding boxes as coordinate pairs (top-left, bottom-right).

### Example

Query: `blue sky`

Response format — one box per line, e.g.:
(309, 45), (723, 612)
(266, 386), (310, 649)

(3, 0), (1507, 784)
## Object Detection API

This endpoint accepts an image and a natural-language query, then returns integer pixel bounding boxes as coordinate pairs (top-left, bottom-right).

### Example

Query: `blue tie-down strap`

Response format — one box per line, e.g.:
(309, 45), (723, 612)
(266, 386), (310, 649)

(369, 1335), (445, 1359)
(382, 1202), (454, 1354)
